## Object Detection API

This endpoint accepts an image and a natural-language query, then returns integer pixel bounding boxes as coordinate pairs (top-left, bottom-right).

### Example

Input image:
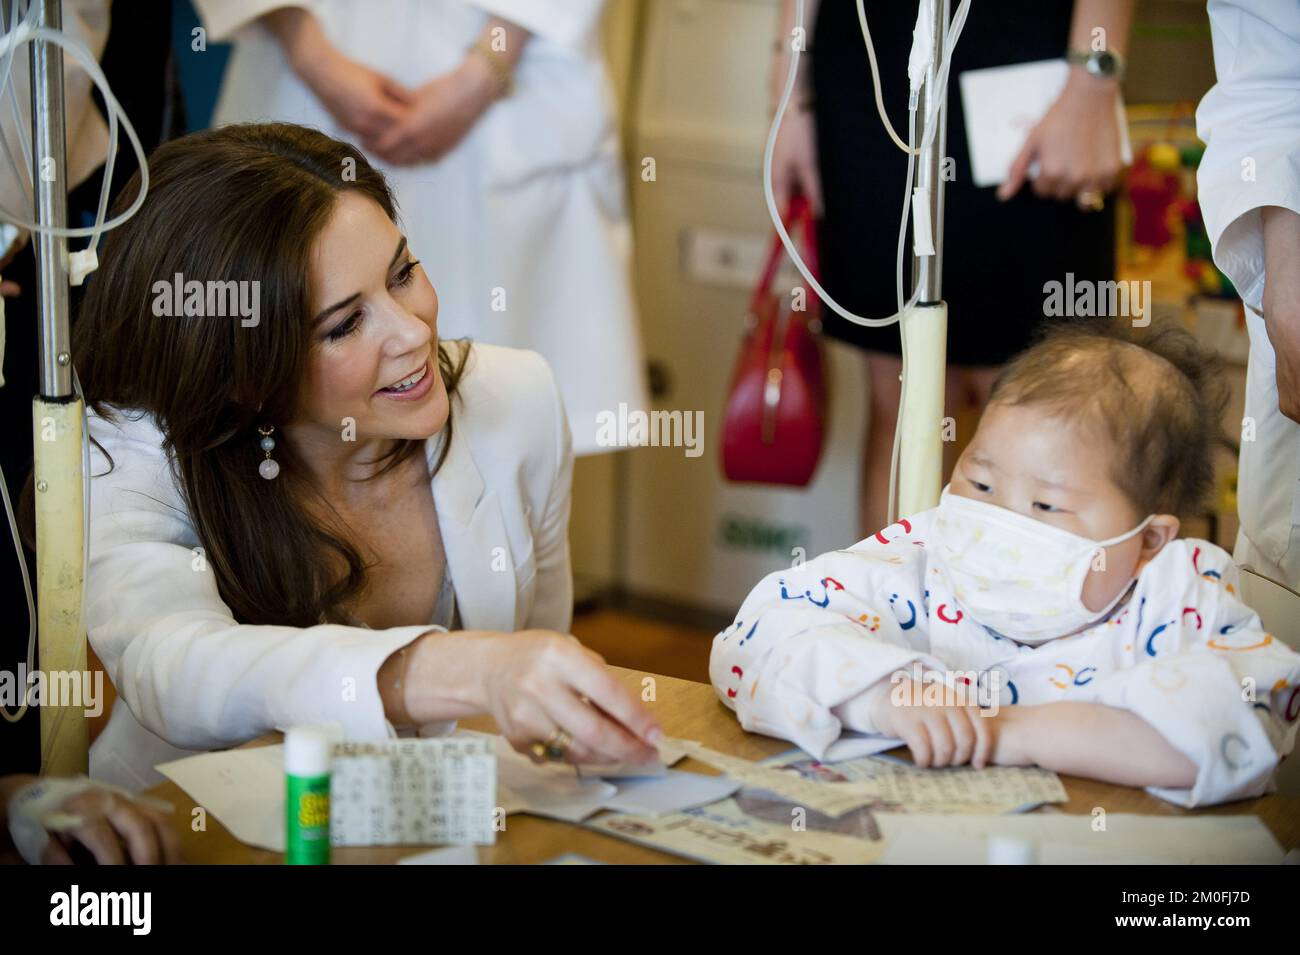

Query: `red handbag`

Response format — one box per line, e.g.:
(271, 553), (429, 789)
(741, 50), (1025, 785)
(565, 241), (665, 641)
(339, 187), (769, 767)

(722, 196), (827, 487)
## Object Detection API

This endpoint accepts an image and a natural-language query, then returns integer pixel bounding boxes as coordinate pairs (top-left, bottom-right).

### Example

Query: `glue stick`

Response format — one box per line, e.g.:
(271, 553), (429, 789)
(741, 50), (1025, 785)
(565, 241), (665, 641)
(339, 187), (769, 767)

(285, 726), (334, 865)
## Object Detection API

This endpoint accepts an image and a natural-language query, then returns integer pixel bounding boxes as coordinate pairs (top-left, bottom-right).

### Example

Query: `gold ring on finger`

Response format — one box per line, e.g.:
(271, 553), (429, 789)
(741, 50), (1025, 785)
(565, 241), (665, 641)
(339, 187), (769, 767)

(1076, 189), (1104, 212)
(543, 728), (571, 762)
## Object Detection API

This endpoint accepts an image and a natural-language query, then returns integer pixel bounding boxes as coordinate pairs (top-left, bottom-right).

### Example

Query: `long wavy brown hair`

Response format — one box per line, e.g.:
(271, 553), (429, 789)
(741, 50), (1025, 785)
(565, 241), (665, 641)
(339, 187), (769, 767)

(55, 122), (470, 627)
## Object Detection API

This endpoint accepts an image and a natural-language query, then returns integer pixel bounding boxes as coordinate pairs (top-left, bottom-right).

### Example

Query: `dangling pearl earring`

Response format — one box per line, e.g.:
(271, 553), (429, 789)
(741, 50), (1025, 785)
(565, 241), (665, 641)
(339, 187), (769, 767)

(257, 425), (280, 480)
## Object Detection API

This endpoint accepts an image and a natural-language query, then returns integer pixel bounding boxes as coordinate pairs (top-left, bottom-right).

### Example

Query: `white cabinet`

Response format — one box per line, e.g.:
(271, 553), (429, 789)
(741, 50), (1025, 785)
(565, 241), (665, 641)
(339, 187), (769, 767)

(620, 0), (868, 615)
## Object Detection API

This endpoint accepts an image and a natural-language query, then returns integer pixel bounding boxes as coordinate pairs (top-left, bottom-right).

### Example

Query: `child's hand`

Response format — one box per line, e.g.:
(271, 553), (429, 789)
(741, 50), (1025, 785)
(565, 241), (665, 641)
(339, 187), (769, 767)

(4, 774), (184, 865)
(869, 677), (999, 768)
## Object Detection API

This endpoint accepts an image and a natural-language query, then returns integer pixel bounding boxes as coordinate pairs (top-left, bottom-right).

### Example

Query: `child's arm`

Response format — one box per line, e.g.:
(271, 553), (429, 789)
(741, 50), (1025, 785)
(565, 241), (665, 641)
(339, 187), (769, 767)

(865, 681), (1197, 784)
(1061, 555), (1300, 806)
(992, 703), (1197, 789)
(710, 516), (946, 758)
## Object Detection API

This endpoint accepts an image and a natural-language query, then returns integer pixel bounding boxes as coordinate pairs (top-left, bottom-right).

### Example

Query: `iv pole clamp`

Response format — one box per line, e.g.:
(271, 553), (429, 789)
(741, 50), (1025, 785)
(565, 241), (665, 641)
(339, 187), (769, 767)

(896, 0), (950, 519)
(26, 0), (89, 775)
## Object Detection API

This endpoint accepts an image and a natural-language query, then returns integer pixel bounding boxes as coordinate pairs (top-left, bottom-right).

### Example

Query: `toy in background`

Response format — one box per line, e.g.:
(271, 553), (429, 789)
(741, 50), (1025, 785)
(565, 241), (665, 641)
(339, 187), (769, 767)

(1174, 143), (1237, 300)
(1127, 142), (1181, 249)
(1126, 136), (1236, 299)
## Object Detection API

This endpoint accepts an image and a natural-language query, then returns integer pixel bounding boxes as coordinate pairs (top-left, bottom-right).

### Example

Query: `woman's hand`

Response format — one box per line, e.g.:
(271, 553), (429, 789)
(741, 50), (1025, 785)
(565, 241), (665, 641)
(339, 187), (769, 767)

(2, 774), (184, 865)
(365, 57), (499, 166)
(0, 228), (26, 297)
(389, 629), (664, 766)
(265, 8), (413, 141)
(302, 51), (415, 142)
(1262, 206), (1300, 423)
(998, 68), (1127, 205)
(478, 631), (663, 765)
(770, 106), (823, 217)
(768, 16), (822, 217)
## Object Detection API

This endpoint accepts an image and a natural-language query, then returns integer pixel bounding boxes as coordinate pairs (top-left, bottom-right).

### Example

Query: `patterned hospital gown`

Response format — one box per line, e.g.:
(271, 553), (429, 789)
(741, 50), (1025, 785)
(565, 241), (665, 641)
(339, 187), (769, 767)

(710, 508), (1300, 807)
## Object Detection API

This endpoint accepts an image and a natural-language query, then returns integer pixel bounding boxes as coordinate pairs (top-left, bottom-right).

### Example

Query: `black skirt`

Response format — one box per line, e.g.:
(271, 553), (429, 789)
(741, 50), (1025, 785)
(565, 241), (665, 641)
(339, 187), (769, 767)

(810, 0), (1116, 364)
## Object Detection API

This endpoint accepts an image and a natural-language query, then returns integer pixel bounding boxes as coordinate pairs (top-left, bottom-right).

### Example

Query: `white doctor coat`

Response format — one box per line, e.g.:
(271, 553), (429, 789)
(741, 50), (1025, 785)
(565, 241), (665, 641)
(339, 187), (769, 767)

(86, 343), (573, 791)
(1196, 0), (1300, 587)
(193, 0), (648, 455)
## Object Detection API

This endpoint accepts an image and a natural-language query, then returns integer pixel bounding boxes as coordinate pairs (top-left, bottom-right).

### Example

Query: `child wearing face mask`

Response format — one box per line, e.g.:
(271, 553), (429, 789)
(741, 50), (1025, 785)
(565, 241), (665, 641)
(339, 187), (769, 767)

(712, 320), (1300, 806)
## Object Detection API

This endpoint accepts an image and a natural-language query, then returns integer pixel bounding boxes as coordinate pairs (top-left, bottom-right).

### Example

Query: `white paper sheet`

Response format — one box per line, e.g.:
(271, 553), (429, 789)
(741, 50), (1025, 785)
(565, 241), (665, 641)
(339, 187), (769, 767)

(768, 735), (900, 765)
(875, 813), (1284, 864)
(398, 845), (479, 865)
(157, 731), (751, 851)
(158, 738), (498, 852)
(157, 745), (286, 851)
(602, 770), (742, 816)
(581, 744), (687, 778)
(489, 732), (735, 821)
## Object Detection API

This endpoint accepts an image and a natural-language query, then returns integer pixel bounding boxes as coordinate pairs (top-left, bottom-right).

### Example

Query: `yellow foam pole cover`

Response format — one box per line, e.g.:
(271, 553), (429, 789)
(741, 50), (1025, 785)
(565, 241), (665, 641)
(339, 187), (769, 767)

(897, 302), (947, 518)
(33, 397), (88, 775)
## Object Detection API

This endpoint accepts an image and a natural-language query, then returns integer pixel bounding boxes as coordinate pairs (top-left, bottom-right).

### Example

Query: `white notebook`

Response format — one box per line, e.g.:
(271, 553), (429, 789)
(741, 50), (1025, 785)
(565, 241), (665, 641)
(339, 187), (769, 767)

(959, 59), (1133, 188)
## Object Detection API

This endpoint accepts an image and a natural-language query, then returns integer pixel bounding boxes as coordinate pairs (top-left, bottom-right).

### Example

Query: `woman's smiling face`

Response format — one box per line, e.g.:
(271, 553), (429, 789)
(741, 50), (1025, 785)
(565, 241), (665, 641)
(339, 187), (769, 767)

(296, 191), (448, 443)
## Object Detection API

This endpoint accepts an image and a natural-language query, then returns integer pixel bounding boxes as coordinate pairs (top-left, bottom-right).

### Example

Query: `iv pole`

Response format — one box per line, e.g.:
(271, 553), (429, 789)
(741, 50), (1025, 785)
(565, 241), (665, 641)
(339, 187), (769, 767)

(766, 0), (959, 521)
(26, 0), (88, 775)
(895, 0), (950, 518)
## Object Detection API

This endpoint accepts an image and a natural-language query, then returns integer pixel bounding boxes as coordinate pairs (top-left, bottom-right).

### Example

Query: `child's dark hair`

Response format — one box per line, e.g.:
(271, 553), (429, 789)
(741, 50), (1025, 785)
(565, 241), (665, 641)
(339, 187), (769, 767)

(987, 318), (1230, 519)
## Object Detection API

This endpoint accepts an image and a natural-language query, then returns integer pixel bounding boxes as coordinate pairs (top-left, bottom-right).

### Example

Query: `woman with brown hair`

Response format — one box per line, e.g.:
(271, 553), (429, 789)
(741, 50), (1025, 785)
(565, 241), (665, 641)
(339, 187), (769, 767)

(69, 122), (660, 790)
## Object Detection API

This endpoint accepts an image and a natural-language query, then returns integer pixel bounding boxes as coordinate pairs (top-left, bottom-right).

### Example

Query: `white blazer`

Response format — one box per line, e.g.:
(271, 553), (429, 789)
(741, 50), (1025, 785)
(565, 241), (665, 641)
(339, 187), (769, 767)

(1196, 0), (1300, 587)
(193, 0), (649, 455)
(85, 343), (573, 791)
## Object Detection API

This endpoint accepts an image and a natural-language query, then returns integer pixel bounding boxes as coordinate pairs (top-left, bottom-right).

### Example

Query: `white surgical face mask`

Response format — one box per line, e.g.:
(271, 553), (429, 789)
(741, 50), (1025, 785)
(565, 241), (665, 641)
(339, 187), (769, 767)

(931, 485), (1154, 644)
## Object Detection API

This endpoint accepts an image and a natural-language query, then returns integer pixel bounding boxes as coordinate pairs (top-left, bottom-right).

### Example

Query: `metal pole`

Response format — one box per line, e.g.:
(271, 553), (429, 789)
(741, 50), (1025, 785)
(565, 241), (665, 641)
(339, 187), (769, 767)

(31, 0), (72, 398)
(27, 0), (89, 775)
(911, 0), (948, 303)
(895, 0), (951, 519)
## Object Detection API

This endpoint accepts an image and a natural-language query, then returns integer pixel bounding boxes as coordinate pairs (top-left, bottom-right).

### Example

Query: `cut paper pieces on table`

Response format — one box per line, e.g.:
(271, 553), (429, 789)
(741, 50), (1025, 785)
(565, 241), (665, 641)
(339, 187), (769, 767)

(157, 744), (284, 851)
(495, 752), (615, 823)
(159, 729), (734, 850)
(579, 743), (688, 779)
(456, 729), (737, 822)
(157, 737), (498, 852)
(662, 738), (1067, 818)
(815, 732), (903, 763)
(601, 770), (741, 815)
(587, 797), (885, 865)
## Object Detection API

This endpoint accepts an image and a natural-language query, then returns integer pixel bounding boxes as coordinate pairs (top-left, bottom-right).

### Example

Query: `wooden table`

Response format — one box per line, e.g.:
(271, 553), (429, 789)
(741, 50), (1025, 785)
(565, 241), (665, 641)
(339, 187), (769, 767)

(146, 666), (1300, 863)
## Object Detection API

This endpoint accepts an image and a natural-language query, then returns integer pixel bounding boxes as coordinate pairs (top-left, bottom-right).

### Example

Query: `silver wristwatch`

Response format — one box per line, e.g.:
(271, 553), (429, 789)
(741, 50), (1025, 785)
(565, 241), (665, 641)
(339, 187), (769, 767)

(1067, 48), (1126, 81)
